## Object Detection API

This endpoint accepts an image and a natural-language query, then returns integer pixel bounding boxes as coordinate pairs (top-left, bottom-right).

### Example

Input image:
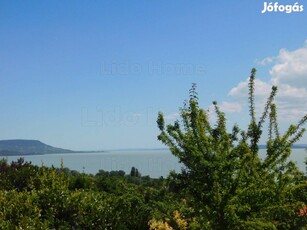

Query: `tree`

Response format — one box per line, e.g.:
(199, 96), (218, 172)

(131, 166), (137, 177)
(130, 166), (141, 177)
(157, 69), (307, 229)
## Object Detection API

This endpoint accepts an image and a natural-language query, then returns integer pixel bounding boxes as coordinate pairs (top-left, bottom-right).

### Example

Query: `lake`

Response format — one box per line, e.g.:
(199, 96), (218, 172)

(3, 148), (307, 178)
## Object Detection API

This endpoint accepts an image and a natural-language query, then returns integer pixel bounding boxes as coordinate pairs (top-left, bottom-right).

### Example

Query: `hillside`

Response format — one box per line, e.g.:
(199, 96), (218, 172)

(0, 139), (74, 156)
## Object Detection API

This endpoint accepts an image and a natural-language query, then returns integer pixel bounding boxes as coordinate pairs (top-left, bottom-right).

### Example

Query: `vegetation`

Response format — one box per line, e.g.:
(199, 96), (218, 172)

(0, 159), (167, 229)
(157, 68), (307, 229)
(0, 69), (306, 229)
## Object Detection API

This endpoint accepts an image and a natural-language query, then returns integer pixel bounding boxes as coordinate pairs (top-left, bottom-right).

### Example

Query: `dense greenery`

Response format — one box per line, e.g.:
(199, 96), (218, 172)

(0, 69), (306, 229)
(157, 69), (307, 229)
(0, 158), (172, 229)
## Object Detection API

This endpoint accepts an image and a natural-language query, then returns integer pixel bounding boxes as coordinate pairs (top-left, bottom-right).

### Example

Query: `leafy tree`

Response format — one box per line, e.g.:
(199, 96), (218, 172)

(0, 162), (155, 229)
(130, 166), (141, 177)
(131, 166), (137, 177)
(157, 69), (307, 229)
(0, 158), (39, 191)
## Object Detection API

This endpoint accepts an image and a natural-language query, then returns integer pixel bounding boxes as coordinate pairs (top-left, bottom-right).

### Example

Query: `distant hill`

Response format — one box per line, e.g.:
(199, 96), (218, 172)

(0, 139), (74, 156)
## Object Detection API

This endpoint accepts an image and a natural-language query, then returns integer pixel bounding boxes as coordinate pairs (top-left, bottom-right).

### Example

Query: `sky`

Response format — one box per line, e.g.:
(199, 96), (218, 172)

(0, 0), (306, 150)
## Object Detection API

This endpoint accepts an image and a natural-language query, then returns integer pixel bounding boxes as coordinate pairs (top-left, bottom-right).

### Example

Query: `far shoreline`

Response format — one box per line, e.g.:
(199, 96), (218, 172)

(0, 145), (306, 157)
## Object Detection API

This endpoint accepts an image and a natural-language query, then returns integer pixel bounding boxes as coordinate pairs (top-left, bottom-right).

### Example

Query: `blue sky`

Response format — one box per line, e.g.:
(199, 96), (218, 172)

(0, 0), (306, 150)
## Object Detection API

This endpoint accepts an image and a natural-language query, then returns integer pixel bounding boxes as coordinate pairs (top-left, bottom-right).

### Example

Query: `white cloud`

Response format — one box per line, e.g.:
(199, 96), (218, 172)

(270, 45), (307, 87)
(278, 84), (307, 98)
(229, 78), (272, 98)
(220, 102), (242, 113)
(227, 41), (307, 122)
(256, 56), (275, 66)
(227, 78), (272, 117)
(164, 112), (180, 121)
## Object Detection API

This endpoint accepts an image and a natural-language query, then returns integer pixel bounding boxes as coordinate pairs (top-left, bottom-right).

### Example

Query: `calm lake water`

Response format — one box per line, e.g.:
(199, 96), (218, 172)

(4, 150), (181, 178)
(3, 148), (307, 178)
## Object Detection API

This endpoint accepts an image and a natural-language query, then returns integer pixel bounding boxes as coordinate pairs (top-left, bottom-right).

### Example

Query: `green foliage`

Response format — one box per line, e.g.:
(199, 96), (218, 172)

(157, 69), (307, 229)
(131, 166), (142, 177)
(1, 69), (307, 229)
(0, 158), (40, 191)
(0, 158), (165, 229)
